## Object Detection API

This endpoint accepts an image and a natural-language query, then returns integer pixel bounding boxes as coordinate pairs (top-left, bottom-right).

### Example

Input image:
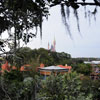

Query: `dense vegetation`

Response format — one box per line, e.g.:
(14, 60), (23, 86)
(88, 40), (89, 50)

(0, 47), (100, 100)
(0, 70), (100, 100)
(6, 47), (71, 70)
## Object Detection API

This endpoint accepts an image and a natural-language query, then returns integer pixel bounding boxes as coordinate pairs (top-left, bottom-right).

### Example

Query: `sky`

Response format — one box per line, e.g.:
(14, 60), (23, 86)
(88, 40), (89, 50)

(27, 4), (100, 58)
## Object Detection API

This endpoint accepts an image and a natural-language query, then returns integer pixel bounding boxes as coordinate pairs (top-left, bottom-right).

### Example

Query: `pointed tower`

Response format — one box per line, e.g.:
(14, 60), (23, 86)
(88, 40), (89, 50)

(51, 44), (54, 51)
(48, 37), (56, 52)
(53, 37), (56, 52)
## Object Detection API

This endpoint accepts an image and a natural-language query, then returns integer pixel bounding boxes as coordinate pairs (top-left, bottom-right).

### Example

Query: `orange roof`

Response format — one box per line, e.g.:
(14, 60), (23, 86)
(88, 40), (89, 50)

(20, 66), (25, 71)
(40, 63), (44, 68)
(1, 61), (10, 71)
(64, 66), (72, 69)
(12, 66), (17, 70)
(58, 65), (72, 69)
(57, 65), (63, 67)
(20, 64), (31, 71)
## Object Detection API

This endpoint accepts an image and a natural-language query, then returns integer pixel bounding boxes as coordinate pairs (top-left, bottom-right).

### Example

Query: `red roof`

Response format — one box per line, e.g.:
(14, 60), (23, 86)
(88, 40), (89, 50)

(20, 64), (31, 71)
(12, 66), (17, 70)
(58, 65), (72, 70)
(40, 63), (44, 68)
(1, 61), (10, 72)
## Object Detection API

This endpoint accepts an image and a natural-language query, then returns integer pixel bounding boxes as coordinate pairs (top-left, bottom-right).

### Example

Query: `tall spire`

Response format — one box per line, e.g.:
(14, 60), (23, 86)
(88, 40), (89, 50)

(51, 44), (54, 51)
(48, 37), (56, 52)
(53, 37), (56, 52)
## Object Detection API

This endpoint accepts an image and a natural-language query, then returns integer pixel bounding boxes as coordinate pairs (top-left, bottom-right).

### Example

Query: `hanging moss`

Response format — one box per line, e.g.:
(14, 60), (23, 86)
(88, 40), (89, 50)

(61, 4), (72, 38)
(73, 9), (81, 33)
(66, 6), (70, 19)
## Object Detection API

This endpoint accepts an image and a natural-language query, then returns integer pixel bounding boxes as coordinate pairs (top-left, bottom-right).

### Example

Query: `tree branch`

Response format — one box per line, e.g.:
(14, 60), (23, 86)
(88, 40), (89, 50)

(50, 2), (100, 7)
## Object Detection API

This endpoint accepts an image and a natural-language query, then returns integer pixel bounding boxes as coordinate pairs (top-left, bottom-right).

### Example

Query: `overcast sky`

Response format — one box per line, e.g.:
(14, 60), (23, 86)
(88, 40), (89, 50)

(27, 4), (100, 58)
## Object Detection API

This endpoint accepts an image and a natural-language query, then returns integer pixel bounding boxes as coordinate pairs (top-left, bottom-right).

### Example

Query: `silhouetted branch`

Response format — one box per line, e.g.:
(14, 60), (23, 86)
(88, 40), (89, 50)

(50, 2), (100, 7)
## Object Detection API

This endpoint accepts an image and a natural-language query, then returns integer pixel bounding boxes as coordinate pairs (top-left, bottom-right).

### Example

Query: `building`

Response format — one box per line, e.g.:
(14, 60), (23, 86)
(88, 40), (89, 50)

(84, 61), (100, 65)
(37, 64), (72, 77)
(48, 38), (56, 52)
(39, 65), (69, 76)
(57, 64), (72, 73)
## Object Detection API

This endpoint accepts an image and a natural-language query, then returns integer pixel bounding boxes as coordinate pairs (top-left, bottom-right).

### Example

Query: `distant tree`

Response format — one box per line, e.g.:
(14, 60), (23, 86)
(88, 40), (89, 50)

(76, 63), (92, 75)
(7, 47), (33, 67)
(37, 48), (54, 66)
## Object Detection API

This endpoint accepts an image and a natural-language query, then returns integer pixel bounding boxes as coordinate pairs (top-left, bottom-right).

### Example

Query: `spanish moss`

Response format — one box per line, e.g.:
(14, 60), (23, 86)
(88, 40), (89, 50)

(39, 12), (43, 39)
(92, 7), (97, 21)
(66, 6), (70, 19)
(88, 10), (91, 25)
(84, 6), (87, 18)
(73, 9), (81, 33)
(61, 4), (72, 38)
